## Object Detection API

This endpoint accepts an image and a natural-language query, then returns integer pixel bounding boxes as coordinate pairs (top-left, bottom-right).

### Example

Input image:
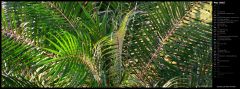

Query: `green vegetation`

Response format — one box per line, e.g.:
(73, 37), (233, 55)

(1, 1), (212, 88)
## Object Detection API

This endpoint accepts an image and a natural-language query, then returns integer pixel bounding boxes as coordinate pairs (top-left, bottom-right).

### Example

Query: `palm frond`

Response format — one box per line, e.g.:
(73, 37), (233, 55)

(125, 1), (212, 87)
(2, 74), (39, 88)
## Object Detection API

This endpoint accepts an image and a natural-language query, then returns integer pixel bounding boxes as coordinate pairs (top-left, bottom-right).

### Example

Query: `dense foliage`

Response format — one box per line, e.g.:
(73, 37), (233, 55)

(1, 1), (212, 88)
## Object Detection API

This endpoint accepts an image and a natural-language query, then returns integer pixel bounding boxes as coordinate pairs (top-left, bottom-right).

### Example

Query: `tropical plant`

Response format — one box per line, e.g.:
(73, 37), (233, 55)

(1, 1), (212, 88)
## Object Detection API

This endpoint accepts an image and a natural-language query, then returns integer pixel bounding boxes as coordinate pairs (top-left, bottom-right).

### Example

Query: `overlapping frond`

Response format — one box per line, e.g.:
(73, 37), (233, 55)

(124, 1), (212, 87)
(1, 1), (212, 88)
